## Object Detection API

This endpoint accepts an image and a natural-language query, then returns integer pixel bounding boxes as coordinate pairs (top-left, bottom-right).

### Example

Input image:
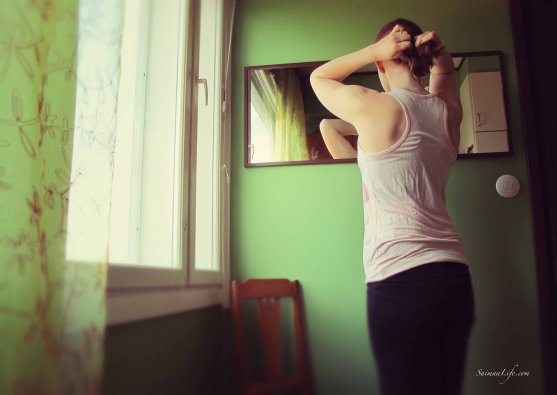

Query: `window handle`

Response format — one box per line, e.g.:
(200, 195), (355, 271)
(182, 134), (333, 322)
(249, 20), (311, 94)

(198, 78), (208, 106)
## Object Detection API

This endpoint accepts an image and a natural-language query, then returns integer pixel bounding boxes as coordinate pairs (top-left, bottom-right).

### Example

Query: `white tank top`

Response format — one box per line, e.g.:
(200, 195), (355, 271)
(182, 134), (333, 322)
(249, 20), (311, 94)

(357, 87), (468, 283)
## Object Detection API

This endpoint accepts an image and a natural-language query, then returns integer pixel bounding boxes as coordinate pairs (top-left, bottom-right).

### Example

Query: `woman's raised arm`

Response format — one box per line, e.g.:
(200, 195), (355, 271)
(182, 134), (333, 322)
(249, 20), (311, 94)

(416, 31), (459, 104)
(310, 25), (411, 124)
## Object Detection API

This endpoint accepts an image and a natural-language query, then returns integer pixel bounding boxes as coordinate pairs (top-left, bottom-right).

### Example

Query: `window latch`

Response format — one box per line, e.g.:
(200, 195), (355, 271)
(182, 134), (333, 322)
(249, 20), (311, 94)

(197, 78), (208, 106)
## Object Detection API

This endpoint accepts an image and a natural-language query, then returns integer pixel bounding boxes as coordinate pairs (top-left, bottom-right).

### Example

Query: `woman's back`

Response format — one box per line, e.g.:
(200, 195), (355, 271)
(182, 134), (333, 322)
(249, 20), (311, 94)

(310, 19), (475, 395)
(357, 87), (467, 283)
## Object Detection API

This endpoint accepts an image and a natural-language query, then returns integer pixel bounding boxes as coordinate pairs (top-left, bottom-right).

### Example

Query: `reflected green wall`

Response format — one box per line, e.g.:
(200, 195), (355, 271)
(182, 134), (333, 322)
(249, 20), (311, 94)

(457, 55), (501, 88)
(231, 0), (543, 394)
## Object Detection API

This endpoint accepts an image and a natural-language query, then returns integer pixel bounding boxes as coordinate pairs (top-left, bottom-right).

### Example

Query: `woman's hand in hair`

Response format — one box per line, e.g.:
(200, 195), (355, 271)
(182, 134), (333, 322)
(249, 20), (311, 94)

(372, 24), (412, 61)
(414, 31), (443, 51)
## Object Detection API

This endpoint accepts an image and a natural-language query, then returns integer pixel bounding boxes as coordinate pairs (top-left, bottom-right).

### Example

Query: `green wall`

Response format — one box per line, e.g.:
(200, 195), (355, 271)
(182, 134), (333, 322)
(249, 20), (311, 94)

(102, 307), (232, 394)
(231, 1), (543, 394)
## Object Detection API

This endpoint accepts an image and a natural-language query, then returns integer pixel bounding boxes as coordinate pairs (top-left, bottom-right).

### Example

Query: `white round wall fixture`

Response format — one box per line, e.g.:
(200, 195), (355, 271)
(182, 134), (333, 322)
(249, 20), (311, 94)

(496, 175), (520, 198)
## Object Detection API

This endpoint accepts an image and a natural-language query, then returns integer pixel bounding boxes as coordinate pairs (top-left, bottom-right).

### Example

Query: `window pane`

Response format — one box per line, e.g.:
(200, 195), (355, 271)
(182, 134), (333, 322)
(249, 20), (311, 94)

(109, 0), (143, 265)
(109, 0), (187, 268)
(139, 0), (184, 268)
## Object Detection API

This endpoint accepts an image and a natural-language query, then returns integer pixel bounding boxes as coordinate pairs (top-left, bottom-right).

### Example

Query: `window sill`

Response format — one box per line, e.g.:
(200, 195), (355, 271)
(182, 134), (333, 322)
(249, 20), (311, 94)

(107, 286), (225, 325)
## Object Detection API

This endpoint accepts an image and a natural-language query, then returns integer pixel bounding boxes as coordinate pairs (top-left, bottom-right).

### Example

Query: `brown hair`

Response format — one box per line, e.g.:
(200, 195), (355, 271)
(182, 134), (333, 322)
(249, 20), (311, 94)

(375, 18), (444, 79)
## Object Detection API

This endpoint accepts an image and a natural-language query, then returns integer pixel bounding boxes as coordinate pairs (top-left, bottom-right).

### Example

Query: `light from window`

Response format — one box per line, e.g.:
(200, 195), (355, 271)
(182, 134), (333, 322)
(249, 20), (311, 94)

(108, 0), (186, 268)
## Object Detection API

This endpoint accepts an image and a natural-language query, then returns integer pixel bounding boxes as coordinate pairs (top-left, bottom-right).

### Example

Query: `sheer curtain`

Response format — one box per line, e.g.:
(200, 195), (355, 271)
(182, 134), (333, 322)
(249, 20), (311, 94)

(0, 0), (122, 393)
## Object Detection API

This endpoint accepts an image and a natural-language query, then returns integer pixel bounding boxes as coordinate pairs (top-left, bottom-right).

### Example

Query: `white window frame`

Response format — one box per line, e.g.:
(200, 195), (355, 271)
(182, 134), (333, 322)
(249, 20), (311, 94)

(188, 0), (225, 285)
(106, 0), (233, 325)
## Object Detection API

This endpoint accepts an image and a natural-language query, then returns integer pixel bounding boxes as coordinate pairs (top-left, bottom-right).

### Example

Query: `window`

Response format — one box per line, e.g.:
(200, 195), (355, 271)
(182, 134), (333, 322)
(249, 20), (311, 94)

(66, 0), (233, 323)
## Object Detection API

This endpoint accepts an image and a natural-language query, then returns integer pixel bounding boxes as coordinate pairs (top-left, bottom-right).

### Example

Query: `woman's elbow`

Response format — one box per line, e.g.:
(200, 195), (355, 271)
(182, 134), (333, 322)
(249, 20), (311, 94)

(309, 72), (320, 91)
(319, 119), (334, 135)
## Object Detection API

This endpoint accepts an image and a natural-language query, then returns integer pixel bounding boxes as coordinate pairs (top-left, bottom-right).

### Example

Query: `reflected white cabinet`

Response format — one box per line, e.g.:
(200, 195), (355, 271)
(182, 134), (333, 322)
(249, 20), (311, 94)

(459, 71), (509, 154)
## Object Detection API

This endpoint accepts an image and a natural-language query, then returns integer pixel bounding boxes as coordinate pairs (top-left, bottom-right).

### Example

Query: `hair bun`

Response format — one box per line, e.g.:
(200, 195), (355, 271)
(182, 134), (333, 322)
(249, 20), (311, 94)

(408, 39), (444, 78)
(376, 18), (445, 79)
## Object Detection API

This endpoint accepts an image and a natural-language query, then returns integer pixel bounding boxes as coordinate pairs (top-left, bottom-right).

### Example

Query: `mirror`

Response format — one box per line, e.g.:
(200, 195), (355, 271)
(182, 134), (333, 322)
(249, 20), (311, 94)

(244, 51), (511, 167)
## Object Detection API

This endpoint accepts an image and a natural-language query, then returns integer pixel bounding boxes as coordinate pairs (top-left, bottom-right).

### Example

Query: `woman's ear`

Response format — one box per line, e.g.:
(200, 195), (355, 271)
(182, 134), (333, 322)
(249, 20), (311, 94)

(376, 61), (385, 74)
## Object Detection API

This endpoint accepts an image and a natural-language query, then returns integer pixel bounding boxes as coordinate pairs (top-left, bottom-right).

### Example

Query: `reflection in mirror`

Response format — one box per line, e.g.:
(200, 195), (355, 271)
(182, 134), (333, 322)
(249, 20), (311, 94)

(452, 52), (510, 155)
(245, 51), (511, 167)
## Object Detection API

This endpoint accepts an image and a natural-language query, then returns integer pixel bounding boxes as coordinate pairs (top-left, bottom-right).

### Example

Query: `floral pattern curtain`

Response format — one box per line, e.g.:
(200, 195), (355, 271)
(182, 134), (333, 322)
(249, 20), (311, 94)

(0, 0), (121, 393)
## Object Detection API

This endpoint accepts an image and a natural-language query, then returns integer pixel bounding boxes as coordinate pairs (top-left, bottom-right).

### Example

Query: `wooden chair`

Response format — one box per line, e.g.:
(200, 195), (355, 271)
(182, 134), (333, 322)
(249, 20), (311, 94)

(231, 279), (313, 395)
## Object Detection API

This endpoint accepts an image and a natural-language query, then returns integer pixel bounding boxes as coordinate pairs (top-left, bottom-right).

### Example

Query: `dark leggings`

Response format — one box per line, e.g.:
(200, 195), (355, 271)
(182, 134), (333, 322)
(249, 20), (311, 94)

(367, 262), (475, 395)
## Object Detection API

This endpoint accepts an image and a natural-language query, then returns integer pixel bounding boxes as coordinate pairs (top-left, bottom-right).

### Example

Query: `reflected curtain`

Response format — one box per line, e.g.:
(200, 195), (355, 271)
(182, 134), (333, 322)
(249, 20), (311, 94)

(273, 69), (309, 161)
(0, 0), (122, 393)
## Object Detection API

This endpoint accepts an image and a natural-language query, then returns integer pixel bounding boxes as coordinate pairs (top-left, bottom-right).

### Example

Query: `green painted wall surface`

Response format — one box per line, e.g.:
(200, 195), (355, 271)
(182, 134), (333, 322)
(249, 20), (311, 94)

(102, 307), (229, 395)
(231, 1), (543, 394)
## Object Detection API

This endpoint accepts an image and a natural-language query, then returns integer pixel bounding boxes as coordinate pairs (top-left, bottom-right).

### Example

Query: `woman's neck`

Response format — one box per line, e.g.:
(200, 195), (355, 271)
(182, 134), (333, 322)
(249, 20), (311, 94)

(386, 67), (428, 94)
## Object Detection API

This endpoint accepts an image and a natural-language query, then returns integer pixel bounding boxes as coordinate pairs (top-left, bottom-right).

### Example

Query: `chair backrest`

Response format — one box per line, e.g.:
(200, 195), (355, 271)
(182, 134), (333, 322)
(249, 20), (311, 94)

(231, 279), (312, 395)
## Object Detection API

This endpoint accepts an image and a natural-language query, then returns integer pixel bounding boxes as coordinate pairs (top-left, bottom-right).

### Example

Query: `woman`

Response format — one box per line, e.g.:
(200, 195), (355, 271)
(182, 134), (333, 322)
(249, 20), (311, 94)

(310, 18), (475, 395)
